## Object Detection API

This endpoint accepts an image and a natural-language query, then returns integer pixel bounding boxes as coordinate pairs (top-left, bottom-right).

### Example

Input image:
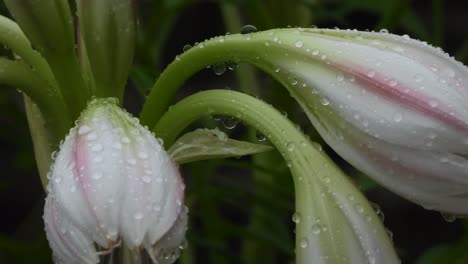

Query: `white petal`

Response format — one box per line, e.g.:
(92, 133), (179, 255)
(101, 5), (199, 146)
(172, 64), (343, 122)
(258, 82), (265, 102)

(146, 206), (188, 264)
(119, 123), (183, 247)
(274, 30), (468, 154)
(310, 107), (468, 214)
(44, 196), (98, 264)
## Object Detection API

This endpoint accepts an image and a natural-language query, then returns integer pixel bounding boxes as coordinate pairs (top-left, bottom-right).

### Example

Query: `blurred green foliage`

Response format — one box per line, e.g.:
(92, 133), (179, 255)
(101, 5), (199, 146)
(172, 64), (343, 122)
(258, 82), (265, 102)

(0, 0), (467, 263)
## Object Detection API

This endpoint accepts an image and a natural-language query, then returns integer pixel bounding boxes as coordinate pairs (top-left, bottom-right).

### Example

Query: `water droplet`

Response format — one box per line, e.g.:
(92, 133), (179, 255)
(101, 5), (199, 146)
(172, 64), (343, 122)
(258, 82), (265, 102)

(113, 142), (122, 150)
(299, 238), (309, 248)
(223, 117), (238, 129)
(213, 63), (226, 75)
(441, 212), (456, 223)
(226, 61), (239, 71)
(288, 75), (298, 85)
(133, 212), (144, 220)
(379, 28), (389, 34)
(93, 156), (103, 163)
(78, 125), (92, 135)
(355, 203), (364, 213)
(138, 152), (148, 159)
(367, 70), (376, 78)
(182, 44), (192, 52)
(320, 97), (330, 106)
(295, 40), (304, 48)
(287, 142), (295, 151)
(142, 176), (152, 183)
(429, 99), (439, 108)
(240, 25), (257, 34)
(386, 229), (394, 240)
(336, 73), (344, 82)
(311, 224), (321, 234)
(312, 49), (319, 56)
(402, 34), (410, 40)
(92, 172), (103, 180)
(292, 212), (301, 224)
(121, 137), (131, 144)
(91, 144), (103, 152)
(388, 79), (398, 87)
(392, 113), (403, 122)
(256, 131), (266, 141)
(413, 73), (424, 83)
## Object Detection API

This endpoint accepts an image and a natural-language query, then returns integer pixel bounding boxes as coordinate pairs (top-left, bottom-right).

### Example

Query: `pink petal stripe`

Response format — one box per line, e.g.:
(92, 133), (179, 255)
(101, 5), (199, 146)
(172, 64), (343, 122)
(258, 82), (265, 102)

(336, 62), (468, 132)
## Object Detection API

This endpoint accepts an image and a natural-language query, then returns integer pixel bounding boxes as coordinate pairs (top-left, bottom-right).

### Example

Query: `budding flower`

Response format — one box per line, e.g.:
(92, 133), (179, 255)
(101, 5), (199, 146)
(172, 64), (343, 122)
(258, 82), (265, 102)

(259, 28), (468, 214)
(44, 98), (186, 264)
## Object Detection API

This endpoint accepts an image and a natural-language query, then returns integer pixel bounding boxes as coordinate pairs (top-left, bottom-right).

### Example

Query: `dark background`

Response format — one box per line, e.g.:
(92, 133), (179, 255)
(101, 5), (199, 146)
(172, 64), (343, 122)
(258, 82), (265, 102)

(0, 0), (467, 263)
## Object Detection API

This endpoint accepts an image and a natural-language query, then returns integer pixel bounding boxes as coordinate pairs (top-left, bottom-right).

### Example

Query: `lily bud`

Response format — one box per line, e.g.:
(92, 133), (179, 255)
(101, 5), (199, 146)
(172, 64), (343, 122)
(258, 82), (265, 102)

(44, 98), (186, 263)
(259, 28), (468, 214)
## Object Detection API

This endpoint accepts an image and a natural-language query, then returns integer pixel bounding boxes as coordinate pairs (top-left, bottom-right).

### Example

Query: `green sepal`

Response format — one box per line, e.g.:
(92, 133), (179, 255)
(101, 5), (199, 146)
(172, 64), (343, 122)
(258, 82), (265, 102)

(76, 0), (136, 100)
(168, 128), (273, 164)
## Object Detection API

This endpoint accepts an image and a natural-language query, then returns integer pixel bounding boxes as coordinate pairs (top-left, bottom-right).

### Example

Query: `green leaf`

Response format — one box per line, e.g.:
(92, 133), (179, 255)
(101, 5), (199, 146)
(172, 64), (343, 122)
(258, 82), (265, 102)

(168, 128), (273, 164)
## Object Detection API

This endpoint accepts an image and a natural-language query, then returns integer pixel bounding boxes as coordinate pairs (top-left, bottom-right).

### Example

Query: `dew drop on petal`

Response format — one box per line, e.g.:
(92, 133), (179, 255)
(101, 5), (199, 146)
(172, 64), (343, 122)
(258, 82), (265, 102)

(413, 73), (424, 83)
(78, 125), (91, 135)
(367, 70), (376, 78)
(392, 113), (403, 122)
(92, 172), (103, 180)
(429, 99), (439, 108)
(142, 176), (152, 183)
(133, 212), (144, 220)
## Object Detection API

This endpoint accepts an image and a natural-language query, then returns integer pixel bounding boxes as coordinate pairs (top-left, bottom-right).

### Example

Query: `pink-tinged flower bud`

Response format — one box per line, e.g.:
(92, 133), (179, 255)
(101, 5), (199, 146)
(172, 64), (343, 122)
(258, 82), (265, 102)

(44, 98), (186, 263)
(262, 28), (468, 214)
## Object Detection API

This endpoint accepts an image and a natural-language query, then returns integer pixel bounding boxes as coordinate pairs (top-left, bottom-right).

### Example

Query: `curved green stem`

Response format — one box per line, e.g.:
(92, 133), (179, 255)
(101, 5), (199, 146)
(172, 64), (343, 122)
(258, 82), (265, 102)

(153, 90), (397, 263)
(140, 32), (274, 127)
(0, 58), (70, 144)
(0, 15), (60, 93)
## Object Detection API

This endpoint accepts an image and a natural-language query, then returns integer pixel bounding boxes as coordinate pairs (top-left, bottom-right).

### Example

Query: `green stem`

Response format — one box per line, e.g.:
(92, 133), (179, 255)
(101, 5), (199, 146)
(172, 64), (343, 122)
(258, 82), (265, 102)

(0, 15), (61, 100)
(0, 58), (70, 142)
(153, 90), (397, 263)
(4, 0), (89, 118)
(140, 32), (273, 127)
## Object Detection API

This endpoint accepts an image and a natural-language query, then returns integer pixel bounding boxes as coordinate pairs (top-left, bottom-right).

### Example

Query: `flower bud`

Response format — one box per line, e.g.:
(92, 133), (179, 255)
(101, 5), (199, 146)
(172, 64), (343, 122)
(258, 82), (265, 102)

(44, 98), (186, 263)
(260, 28), (468, 214)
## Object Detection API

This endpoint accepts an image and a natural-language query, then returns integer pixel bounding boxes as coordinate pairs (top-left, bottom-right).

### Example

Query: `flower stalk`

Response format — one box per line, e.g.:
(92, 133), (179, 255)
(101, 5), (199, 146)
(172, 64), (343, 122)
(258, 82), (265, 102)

(153, 89), (398, 263)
